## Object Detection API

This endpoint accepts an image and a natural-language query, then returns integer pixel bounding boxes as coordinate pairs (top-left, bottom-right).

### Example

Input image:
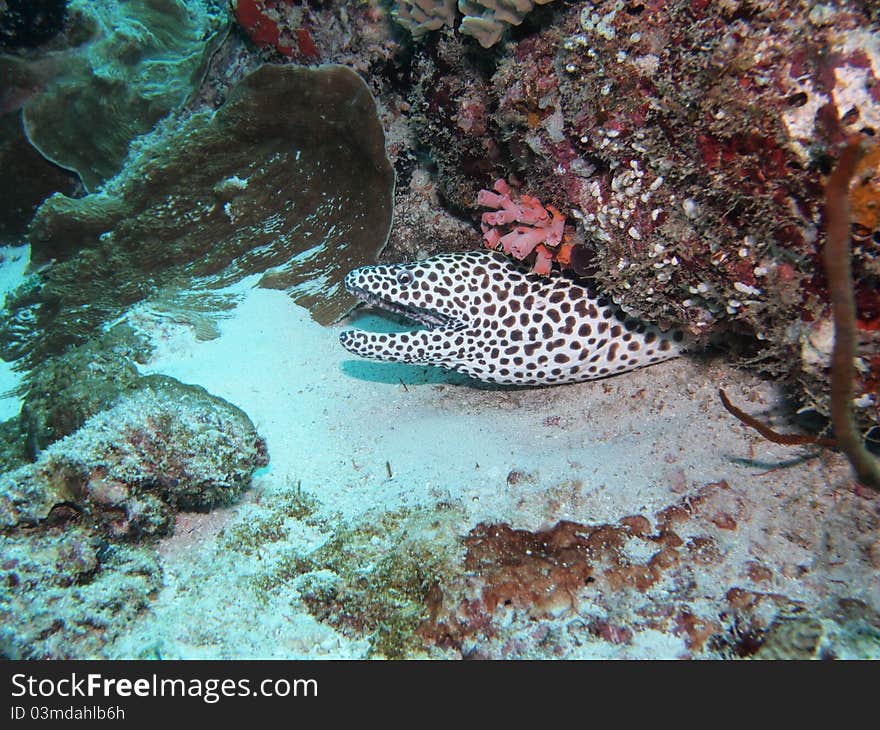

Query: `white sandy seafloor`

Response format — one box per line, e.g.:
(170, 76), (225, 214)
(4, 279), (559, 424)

(82, 273), (877, 660)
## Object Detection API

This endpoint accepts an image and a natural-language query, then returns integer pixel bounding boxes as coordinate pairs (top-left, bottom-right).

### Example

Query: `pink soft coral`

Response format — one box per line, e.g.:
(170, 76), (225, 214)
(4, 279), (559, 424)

(477, 179), (566, 275)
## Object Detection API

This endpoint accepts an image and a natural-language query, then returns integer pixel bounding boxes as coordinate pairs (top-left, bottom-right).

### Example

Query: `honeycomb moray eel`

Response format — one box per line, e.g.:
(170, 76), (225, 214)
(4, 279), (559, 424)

(340, 250), (684, 386)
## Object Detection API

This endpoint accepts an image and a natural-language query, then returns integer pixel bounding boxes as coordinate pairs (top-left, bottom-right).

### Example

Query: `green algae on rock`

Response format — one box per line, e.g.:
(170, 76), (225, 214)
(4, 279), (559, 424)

(1, 63), (394, 367)
(18, 0), (228, 191)
(0, 374), (268, 533)
(235, 499), (465, 659)
(18, 324), (151, 457)
(0, 528), (162, 659)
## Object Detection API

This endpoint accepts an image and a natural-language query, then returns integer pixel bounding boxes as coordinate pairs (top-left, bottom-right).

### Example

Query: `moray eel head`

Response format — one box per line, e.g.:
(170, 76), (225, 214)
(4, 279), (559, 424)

(340, 250), (683, 385)
(339, 252), (476, 365)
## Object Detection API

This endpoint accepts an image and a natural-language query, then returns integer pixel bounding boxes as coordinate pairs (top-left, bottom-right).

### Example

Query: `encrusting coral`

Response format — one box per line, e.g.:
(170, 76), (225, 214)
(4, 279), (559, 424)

(0, 371), (268, 659)
(6, 0), (229, 191)
(233, 0), (321, 59)
(0, 63), (394, 368)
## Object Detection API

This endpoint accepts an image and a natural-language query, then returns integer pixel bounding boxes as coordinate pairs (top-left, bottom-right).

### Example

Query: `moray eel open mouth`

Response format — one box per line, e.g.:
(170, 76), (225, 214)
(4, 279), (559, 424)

(344, 281), (457, 331)
(339, 250), (683, 385)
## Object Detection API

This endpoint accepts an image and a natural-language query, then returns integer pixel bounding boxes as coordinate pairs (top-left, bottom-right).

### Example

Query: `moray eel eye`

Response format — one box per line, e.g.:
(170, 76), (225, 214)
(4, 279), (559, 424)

(396, 270), (414, 285)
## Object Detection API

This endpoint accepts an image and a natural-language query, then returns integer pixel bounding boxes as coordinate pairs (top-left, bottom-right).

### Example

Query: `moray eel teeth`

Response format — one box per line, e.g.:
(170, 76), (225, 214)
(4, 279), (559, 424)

(340, 250), (684, 386)
(344, 280), (458, 330)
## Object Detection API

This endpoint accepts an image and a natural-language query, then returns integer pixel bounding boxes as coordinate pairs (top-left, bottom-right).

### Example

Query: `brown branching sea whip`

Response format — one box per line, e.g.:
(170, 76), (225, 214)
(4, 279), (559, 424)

(720, 137), (879, 491)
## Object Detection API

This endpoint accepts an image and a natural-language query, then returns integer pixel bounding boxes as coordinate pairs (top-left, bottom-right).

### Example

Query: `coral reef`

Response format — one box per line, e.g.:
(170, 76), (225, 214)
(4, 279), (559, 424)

(751, 616), (829, 659)
(381, 168), (480, 263)
(7, 0), (229, 190)
(142, 441), (879, 659)
(1, 374), (268, 532)
(407, 36), (502, 212)
(288, 506), (463, 658)
(403, 0), (880, 431)
(0, 369), (267, 658)
(0, 418), (28, 474)
(0, 63), (394, 367)
(3, 0), (880, 661)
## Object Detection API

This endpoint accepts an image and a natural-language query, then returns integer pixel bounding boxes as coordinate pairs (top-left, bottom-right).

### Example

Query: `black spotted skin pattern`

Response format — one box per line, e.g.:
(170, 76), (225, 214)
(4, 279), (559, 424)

(339, 251), (683, 385)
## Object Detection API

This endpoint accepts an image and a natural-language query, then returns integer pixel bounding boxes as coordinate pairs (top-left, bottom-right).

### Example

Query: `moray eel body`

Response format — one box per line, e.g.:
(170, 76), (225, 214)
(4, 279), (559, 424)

(339, 250), (683, 386)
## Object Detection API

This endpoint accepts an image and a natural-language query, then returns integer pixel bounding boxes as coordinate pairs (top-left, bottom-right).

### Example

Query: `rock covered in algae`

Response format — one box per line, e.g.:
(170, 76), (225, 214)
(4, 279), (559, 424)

(1, 62), (395, 367)
(11, 0), (228, 190)
(0, 335), (268, 658)
(18, 325), (150, 457)
(0, 527), (162, 659)
(0, 375), (268, 535)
